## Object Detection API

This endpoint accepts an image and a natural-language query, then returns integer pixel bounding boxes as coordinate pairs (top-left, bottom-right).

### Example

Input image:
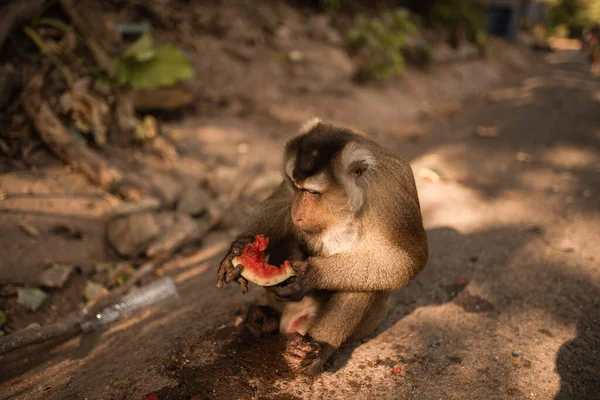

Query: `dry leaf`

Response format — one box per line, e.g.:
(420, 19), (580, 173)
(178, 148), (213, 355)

(476, 125), (498, 137)
(516, 152), (532, 162)
(419, 168), (443, 183)
(18, 222), (40, 239)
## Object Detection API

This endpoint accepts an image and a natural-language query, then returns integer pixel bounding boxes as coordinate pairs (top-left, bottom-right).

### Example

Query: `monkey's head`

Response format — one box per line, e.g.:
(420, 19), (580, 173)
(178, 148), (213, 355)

(283, 118), (377, 234)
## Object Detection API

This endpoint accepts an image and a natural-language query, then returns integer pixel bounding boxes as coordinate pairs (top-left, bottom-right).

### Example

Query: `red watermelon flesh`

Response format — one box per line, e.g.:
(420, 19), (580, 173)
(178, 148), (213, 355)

(232, 235), (296, 286)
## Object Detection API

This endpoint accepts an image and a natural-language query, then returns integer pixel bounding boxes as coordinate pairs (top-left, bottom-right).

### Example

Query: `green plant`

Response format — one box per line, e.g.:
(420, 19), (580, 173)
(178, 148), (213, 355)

(544, 0), (600, 38)
(428, 0), (487, 50)
(346, 8), (418, 81)
(114, 32), (194, 90)
(319, 0), (359, 13)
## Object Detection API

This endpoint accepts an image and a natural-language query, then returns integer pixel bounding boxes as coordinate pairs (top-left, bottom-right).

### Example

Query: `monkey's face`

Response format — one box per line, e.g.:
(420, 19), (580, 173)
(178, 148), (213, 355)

(284, 122), (376, 234)
(289, 181), (350, 234)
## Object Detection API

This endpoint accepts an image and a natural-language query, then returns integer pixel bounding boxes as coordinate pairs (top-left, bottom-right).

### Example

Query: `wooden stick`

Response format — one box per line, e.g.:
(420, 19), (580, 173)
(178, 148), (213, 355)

(160, 239), (230, 271)
(58, 0), (118, 77)
(0, 316), (81, 356)
(109, 198), (162, 218)
(21, 76), (146, 201)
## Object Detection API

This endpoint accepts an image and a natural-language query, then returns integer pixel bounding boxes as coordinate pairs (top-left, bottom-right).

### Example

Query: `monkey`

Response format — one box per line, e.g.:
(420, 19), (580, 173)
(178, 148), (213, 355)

(216, 118), (428, 375)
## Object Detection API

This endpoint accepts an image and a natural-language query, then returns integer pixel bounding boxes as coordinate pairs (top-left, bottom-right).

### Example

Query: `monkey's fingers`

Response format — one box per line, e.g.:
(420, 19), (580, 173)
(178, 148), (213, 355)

(272, 283), (304, 301)
(225, 264), (244, 284)
(238, 276), (249, 294)
(216, 253), (235, 288)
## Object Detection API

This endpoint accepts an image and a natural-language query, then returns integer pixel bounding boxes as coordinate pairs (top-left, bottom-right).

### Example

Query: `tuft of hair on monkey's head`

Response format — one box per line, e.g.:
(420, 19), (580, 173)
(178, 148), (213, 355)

(283, 118), (377, 233)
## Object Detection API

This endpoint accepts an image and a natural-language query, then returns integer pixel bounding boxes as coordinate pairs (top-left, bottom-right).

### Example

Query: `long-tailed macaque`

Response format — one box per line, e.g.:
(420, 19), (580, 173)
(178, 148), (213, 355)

(216, 118), (428, 375)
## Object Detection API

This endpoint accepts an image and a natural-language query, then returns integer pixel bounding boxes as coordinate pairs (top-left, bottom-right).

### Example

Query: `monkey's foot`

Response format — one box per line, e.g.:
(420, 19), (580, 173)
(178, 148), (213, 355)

(246, 305), (280, 337)
(283, 332), (324, 375)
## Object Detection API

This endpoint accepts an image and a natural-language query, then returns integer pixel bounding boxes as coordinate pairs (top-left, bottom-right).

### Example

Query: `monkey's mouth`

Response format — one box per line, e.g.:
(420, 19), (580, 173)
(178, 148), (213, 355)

(296, 225), (326, 235)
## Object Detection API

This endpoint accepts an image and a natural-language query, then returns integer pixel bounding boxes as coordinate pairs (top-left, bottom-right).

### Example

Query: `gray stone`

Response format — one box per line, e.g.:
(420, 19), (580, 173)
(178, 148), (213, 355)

(107, 212), (160, 257)
(177, 185), (213, 217)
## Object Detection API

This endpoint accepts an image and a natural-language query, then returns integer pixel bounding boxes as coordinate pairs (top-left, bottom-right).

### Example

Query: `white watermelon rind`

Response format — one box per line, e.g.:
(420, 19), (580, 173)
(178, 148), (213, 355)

(232, 256), (296, 286)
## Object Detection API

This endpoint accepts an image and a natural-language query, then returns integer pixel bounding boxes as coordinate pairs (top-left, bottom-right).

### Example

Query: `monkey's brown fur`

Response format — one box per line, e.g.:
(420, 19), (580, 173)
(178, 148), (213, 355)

(217, 119), (428, 375)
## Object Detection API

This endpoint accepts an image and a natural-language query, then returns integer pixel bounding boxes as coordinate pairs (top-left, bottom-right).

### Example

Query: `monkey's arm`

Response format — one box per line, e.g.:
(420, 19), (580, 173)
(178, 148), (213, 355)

(217, 181), (297, 292)
(308, 232), (428, 292)
(236, 181), (295, 242)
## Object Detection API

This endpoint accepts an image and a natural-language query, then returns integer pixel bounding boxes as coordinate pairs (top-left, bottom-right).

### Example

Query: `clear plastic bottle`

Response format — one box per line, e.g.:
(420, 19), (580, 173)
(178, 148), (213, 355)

(81, 276), (178, 332)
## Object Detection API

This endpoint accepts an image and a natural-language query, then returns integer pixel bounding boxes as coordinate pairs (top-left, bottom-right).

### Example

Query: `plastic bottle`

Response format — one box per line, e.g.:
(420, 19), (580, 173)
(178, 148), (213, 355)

(81, 276), (178, 332)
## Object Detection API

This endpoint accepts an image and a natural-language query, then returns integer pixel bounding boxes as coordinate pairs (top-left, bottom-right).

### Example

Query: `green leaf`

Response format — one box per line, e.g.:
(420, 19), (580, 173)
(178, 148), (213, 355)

(17, 288), (49, 311)
(115, 45), (194, 90)
(122, 32), (155, 61)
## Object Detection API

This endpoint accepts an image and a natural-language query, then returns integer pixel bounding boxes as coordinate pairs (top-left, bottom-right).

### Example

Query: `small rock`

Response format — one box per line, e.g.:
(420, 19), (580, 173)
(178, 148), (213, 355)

(83, 281), (108, 302)
(206, 165), (238, 194)
(236, 142), (250, 155)
(150, 174), (184, 208)
(146, 212), (199, 257)
(40, 263), (74, 288)
(306, 15), (342, 45)
(476, 125), (498, 137)
(177, 185), (212, 217)
(431, 43), (455, 63)
(107, 212), (160, 257)
(516, 152), (532, 163)
(288, 50), (304, 63)
(17, 288), (49, 311)
(51, 223), (83, 240)
(455, 42), (480, 60)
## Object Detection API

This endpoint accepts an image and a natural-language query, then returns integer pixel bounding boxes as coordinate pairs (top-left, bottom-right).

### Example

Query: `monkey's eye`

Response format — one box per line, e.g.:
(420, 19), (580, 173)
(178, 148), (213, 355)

(355, 166), (367, 177)
(303, 188), (319, 195)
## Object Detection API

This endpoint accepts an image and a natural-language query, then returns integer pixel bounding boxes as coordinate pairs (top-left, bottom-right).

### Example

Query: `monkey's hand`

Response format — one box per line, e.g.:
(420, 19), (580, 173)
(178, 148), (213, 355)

(266, 260), (311, 301)
(216, 238), (253, 294)
(283, 332), (324, 375)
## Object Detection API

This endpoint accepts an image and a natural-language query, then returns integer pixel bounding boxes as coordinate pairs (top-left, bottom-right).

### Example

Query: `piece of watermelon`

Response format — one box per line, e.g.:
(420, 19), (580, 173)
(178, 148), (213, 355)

(232, 235), (296, 286)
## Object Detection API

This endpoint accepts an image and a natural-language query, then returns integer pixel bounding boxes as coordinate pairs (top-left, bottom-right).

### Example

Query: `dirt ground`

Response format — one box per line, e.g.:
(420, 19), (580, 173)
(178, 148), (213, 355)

(1, 5), (599, 398)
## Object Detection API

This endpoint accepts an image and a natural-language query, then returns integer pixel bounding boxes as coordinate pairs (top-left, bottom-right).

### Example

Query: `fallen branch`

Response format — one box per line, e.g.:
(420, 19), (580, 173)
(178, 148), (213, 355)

(0, 316), (80, 356)
(109, 197), (162, 218)
(0, 64), (21, 112)
(0, 0), (45, 51)
(58, 0), (119, 77)
(21, 76), (147, 201)
(159, 239), (230, 272)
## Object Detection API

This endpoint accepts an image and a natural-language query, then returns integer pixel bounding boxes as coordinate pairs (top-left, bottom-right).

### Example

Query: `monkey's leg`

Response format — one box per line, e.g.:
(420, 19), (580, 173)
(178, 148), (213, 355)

(246, 304), (280, 337)
(283, 292), (376, 375)
(349, 292), (390, 341)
